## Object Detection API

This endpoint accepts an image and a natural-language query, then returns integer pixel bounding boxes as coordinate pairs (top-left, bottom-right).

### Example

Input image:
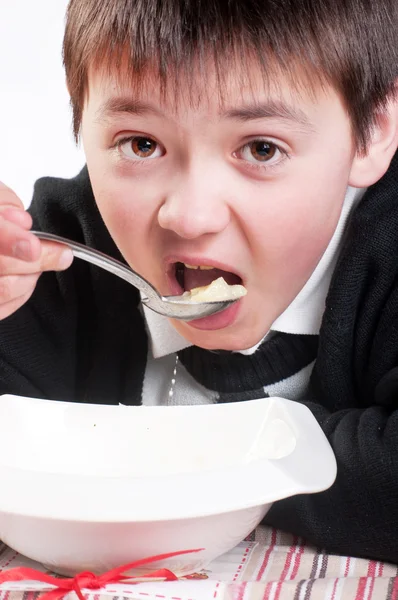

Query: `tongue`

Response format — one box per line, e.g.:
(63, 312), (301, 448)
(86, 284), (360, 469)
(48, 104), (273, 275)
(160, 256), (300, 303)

(184, 267), (241, 291)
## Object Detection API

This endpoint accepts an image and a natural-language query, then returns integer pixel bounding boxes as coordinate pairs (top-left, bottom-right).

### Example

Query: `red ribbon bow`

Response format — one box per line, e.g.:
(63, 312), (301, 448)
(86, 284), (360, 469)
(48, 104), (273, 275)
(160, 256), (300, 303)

(0, 548), (203, 600)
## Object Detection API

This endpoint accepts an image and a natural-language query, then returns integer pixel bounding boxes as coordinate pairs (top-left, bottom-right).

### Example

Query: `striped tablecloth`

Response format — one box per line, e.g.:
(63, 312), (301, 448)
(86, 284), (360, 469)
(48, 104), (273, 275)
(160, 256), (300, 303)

(1, 525), (398, 600)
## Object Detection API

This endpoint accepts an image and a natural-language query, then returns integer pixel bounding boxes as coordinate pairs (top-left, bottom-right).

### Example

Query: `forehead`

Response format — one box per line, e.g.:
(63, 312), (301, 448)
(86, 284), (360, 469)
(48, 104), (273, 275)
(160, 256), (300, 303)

(85, 57), (329, 121)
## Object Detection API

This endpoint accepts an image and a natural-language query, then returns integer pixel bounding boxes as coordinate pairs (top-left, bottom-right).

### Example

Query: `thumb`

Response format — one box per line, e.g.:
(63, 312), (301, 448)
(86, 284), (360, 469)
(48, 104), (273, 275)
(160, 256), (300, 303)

(38, 240), (74, 272)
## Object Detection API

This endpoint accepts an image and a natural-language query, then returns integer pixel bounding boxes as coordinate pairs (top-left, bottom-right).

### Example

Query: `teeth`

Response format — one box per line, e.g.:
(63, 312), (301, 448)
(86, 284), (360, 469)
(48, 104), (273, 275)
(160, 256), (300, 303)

(183, 263), (215, 270)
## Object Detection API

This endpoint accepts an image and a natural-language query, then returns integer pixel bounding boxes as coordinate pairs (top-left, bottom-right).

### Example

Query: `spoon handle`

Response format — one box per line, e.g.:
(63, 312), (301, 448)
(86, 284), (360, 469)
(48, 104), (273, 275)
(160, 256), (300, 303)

(31, 230), (159, 301)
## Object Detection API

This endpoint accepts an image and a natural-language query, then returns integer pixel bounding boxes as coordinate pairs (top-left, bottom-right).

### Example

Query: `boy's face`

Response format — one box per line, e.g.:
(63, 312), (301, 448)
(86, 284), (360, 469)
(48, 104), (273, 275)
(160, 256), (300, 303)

(82, 64), (359, 351)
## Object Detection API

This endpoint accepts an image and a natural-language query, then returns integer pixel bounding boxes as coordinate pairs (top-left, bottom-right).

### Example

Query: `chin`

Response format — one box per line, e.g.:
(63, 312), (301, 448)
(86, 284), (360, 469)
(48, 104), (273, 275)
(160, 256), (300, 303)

(172, 321), (266, 352)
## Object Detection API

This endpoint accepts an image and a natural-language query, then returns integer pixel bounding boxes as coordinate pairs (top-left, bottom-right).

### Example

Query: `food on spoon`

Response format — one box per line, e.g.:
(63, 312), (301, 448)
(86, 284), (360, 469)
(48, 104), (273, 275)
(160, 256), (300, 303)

(182, 277), (247, 302)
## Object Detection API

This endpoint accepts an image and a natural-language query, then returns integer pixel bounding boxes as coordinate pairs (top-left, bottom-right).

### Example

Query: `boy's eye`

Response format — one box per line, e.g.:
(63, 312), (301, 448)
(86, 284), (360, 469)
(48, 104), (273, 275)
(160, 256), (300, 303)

(118, 136), (164, 160)
(248, 141), (276, 161)
(237, 140), (282, 164)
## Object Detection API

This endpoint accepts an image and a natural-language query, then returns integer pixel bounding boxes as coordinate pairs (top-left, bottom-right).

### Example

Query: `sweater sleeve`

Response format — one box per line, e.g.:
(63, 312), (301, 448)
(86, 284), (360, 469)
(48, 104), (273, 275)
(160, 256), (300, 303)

(264, 394), (398, 563)
(0, 170), (93, 400)
(0, 168), (147, 404)
(264, 151), (398, 563)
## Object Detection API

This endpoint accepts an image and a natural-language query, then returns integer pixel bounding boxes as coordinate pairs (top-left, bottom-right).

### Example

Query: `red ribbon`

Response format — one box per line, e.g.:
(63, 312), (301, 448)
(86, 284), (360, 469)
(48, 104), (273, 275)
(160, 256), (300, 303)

(0, 548), (203, 600)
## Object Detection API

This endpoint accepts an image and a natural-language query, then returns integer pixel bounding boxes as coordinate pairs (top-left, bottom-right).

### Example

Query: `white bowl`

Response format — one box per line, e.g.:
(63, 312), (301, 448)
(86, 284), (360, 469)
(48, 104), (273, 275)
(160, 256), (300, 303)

(0, 395), (336, 576)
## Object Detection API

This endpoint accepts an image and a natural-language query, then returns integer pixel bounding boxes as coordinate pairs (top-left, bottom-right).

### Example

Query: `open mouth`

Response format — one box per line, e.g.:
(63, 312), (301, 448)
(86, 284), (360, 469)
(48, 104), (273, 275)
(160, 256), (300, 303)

(173, 262), (243, 294)
(166, 261), (245, 328)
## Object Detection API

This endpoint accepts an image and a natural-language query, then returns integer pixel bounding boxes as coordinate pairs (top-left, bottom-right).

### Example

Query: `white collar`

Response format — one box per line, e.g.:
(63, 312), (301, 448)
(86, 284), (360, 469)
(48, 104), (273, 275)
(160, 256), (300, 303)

(142, 186), (366, 358)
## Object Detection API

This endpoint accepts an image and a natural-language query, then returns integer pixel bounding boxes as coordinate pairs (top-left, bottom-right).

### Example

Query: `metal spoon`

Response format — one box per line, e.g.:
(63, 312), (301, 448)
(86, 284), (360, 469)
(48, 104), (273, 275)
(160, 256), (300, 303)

(32, 231), (236, 321)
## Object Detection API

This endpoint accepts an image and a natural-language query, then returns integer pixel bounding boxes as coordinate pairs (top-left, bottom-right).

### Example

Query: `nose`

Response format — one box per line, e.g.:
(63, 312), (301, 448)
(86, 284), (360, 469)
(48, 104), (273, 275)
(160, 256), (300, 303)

(158, 168), (231, 239)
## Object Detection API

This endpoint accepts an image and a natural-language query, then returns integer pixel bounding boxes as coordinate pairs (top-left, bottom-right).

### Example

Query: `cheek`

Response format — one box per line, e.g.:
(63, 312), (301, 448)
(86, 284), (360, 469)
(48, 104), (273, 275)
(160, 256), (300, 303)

(245, 155), (352, 288)
(83, 133), (160, 238)
(88, 172), (156, 270)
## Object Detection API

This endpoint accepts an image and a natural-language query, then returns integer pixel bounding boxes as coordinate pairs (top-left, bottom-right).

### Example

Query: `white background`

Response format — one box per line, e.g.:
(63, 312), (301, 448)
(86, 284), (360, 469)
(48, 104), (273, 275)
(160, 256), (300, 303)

(0, 1), (84, 207)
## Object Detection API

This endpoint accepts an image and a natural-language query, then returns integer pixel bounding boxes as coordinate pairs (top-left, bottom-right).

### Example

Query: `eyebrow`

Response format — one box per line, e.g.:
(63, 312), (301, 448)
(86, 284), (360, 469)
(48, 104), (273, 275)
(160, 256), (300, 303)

(96, 97), (314, 131)
(96, 98), (163, 121)
(223, 101), (314, 129)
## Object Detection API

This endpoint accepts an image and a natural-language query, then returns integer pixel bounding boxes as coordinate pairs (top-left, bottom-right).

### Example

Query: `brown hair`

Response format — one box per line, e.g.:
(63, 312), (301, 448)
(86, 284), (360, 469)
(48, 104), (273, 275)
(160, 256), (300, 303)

(63, 0), (398, 153)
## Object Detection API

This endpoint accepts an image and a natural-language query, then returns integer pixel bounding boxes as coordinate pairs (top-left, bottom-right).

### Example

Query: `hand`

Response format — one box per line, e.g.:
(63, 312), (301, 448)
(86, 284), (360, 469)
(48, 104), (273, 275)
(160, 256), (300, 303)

(0, 182), (73, 319)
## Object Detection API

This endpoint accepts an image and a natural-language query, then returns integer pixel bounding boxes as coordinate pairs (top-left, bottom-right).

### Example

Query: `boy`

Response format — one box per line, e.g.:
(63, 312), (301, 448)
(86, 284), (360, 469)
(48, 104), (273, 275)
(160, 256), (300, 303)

(0, 0), (397, 564)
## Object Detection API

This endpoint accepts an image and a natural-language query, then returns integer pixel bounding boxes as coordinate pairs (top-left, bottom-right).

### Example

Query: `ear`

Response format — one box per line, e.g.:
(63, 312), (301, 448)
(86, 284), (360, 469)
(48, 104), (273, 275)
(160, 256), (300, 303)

(349, 88), (398, 188)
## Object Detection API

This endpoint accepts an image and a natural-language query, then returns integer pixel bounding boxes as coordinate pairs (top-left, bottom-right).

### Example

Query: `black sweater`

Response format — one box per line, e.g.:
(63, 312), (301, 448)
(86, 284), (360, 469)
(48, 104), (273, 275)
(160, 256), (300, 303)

(1, 152), (398, 563)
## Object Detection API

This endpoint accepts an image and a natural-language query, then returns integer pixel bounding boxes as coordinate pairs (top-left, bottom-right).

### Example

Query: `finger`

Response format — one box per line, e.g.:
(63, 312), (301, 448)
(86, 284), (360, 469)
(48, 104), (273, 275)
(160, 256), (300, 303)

(0, 287), (38, 320)
(0, 241), (73, 275)
(0, 207), (32, 230)
(0, 217), (41, 261)
(0, 181), (25, 211)
(0, 273), (40, 306)
(38, 240), (74, 272)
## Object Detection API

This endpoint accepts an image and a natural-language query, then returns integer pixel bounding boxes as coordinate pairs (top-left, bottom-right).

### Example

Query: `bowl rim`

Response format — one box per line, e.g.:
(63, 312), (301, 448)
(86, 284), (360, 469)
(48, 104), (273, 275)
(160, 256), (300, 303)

(0, 397), (337, 523)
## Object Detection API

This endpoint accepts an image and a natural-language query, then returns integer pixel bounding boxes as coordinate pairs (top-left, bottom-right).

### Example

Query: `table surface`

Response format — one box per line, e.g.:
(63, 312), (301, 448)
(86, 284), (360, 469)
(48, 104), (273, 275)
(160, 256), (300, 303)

(1, 525), (398, 600)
